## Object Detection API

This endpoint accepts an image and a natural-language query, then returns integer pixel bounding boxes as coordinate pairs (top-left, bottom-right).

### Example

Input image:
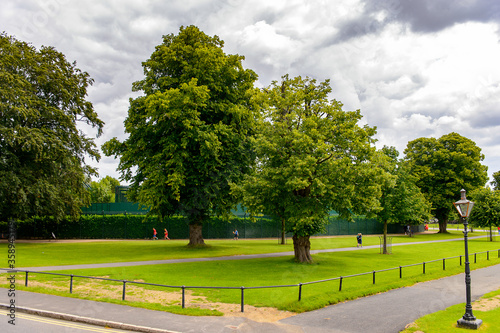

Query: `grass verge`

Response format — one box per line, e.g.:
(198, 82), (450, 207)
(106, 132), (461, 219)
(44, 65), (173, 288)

(402, 289), (500, 332)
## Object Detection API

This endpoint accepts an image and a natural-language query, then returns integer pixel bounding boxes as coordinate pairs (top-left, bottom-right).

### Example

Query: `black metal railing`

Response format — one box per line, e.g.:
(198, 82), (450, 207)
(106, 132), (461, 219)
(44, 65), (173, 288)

(2, 249), (499, 313)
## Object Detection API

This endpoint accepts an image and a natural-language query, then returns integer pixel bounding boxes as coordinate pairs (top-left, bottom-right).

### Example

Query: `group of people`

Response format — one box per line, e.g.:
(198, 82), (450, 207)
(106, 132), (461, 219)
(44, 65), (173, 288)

(151, 228), (240, 240)
(152, 228), (170, 240)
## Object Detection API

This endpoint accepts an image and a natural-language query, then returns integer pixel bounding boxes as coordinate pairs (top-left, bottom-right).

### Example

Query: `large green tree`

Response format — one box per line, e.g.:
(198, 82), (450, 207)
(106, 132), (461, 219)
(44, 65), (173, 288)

(238, 75), (383, 263)
(404, 133), (488, 233)
(103, 26), (258, 246)
(469, 187), (500, 241)
(376, 146), (431, 254)
(0, 33), (103, 223)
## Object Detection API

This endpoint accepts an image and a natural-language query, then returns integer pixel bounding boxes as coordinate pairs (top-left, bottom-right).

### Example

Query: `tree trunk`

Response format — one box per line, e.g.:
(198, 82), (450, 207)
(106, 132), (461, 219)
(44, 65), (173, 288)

(489, 226), (493, 242)
(438, 217), (448, 233)
(280, 218), (286, 245)
(188, 223), (205, 246)
(292, 234), (312, 263)
(383, 221), (388, 254)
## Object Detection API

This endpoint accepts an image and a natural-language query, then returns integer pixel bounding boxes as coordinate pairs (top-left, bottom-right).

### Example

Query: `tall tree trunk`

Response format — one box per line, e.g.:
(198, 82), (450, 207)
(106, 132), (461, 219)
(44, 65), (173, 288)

(280, 218), (286, 245)
(489, 226), (493, 242)
(383, 221), (388, 254)
(188, 223), (205, 246)
(292, 234), (312, 263)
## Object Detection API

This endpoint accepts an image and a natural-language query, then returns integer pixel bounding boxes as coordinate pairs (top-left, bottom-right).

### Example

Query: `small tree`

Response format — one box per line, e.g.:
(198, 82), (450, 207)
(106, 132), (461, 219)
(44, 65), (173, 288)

(0, 33), (103, 223)
(404, 133), (488, 233)
(469, 187), (500, 241)
(239, 75), (383, 263)
(89, 176), (120, 203)
(376, 147), (431, 254)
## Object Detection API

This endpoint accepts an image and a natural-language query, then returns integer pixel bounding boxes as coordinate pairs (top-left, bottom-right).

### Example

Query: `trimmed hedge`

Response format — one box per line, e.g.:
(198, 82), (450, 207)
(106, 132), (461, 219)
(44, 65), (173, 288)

(0, 215), (408, 240)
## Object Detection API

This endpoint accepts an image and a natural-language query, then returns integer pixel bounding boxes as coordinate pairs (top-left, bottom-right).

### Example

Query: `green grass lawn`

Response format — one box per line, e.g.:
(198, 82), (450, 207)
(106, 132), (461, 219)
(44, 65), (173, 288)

(0, 230), (484, 267)
(402, 289), (500, 332)
(1, 233), (499, 316)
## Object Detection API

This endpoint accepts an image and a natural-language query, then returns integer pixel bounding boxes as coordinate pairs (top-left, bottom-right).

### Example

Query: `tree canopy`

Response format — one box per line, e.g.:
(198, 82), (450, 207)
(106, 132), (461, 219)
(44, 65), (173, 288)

(404, 132), (488, 233)
(469, 187), (500, 241)
(0, 33), (103, 222)
(102, 26), (258, 245)
(238, 75), (383, 262)
(89, 176), (120, 203)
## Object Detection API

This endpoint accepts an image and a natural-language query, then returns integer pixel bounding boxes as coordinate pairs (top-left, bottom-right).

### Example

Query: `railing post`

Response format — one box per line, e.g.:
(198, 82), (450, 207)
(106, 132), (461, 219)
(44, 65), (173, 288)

(399, 266), (402, 279)
(25, 272), (29, 287)
(474, 253), (477, 264)
(372, 271), (376, 284)
(339, 277), (343, 291)
(460, 255), (462, 266)
(443, 259), (446, 271)
(70, 275), (74, 294)
(181, 286), (185, 308)
(240, 287), (245, 313)
(487, 251), (489, 261)
(122, 281), (126, 301)
(423, 262), (426, 274)
(298, 283), (302, 301)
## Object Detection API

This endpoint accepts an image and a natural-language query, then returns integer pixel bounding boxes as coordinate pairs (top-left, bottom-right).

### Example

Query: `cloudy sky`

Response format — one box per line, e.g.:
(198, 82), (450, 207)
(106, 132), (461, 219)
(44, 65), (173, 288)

(3, 0), (500, 186)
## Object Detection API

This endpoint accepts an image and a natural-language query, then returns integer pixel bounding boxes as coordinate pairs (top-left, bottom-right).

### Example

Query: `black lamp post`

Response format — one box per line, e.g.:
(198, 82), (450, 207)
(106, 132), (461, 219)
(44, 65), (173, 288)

(453, 189), (482, 329)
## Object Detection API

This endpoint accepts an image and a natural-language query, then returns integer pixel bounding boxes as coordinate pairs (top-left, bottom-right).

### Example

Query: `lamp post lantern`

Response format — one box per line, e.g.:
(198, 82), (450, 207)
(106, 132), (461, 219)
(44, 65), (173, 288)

(453, 189), (482, 329)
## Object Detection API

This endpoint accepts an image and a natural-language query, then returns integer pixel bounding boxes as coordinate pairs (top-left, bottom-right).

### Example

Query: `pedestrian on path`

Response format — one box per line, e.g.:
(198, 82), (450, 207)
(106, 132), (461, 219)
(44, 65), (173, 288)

(164, 228), (170, 240)
(356, 233), (362, 247)
(233, 229), (239, 240)
(152, 228), (158, 240)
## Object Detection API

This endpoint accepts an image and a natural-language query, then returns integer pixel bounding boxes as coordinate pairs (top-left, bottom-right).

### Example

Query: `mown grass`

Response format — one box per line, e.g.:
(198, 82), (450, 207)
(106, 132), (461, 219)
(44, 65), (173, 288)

(402, 289), (500, 332)
(1, 235), (499, 315)
(0, 230), (484, 267)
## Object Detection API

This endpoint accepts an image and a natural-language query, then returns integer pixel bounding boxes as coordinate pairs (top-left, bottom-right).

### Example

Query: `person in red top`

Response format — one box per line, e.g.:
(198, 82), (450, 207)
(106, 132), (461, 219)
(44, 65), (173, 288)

(152, 228), (158, 240)
(164, 228), (170, 240)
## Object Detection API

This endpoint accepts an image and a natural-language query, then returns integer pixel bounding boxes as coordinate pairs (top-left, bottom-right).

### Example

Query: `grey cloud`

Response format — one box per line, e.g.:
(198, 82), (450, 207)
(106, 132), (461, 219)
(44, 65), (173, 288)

(467, 106), (500, 128)
(366, 0), (500, 33)
(326, 0), (500, 45)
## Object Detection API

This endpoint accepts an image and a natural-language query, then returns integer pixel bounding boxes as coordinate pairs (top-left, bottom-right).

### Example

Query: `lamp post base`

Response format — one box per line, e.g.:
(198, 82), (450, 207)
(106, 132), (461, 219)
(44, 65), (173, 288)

(457, 317), (482, 329)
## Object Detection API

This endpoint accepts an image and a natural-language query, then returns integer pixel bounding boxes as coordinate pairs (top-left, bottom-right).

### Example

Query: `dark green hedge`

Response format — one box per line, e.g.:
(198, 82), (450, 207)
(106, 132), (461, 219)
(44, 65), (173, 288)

(0, 215), (410, 240)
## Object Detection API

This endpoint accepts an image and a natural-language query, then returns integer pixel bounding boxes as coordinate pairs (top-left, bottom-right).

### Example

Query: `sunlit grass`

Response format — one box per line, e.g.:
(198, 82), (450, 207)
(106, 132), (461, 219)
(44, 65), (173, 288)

(2, 236), (499, 314)
(0, 229), (483, 267)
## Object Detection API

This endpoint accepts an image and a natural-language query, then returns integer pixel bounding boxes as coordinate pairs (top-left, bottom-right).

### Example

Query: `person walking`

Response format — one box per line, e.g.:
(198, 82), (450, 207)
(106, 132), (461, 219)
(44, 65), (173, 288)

(164, 228), (170, 240)
(233, 229), (239, 240)
(152, 228), (158, 240)
(356, 233), (362, 248)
